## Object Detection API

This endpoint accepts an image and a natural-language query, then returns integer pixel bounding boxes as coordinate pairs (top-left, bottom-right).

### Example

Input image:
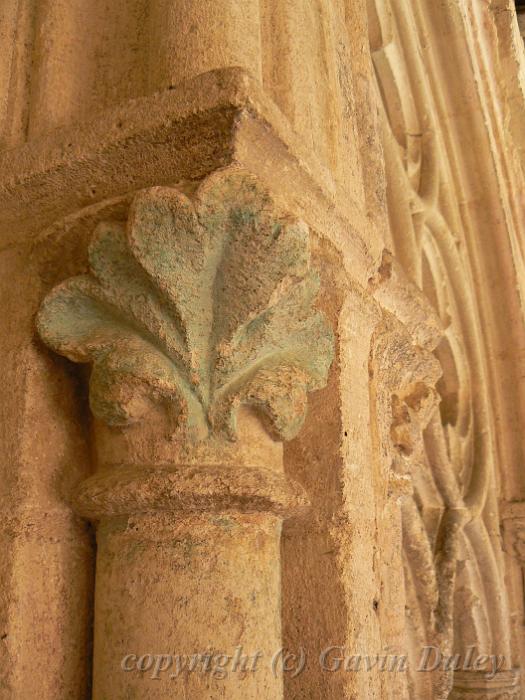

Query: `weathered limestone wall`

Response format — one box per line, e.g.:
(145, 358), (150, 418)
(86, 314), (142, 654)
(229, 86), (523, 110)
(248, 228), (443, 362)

(0, 1), (524, 699)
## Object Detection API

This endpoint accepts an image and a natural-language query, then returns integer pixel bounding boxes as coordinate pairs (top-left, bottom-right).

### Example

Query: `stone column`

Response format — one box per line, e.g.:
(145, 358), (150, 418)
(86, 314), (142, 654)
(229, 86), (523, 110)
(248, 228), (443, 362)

(79, 411), (304, 698)
(148, 0), (263, 89)
(449, 670), (520, 699)
(36, 168), (334, 698)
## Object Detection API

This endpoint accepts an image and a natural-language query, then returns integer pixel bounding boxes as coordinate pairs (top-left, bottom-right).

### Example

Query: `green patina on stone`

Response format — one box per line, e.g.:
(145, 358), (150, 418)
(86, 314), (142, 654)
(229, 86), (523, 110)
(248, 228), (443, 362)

(37, 170), (334, 442)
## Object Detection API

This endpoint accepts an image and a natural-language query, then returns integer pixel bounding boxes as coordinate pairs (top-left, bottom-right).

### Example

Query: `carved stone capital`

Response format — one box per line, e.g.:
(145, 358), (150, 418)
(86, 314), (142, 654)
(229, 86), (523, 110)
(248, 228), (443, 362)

(37, 169), (334, 519)
(38, 168), (334, 444)
(450, 669), (520, 699)
(369, 250), (443, 487)
(369, 308), (442, 494)
(369, 249), (443, 353)
(500, 501), (525, 565)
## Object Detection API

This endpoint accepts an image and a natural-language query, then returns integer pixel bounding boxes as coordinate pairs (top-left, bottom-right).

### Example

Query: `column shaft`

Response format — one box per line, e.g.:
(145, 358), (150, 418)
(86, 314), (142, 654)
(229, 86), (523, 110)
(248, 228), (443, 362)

(93, 512), (283, 699)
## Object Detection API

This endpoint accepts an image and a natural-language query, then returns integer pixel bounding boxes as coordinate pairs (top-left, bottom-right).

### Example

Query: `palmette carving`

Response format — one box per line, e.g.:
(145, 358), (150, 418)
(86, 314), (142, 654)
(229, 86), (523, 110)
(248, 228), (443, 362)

(37, 170), (334, 442)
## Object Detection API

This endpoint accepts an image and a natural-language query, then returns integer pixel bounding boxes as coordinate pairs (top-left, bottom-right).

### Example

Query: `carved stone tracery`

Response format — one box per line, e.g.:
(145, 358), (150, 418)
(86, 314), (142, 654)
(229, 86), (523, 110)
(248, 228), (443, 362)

(369, 0), (519, 697)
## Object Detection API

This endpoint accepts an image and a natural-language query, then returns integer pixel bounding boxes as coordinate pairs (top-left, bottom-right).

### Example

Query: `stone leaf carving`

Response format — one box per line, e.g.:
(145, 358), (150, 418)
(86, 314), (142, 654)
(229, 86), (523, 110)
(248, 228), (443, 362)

(37, 170), (334, 442)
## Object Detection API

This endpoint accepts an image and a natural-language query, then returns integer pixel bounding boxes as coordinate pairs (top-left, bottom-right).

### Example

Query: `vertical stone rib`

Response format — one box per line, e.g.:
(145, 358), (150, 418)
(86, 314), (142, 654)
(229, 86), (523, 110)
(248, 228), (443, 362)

(147, 0), (263, 92)
(0, 243), (95, 700)
(0, 0), (21, 144)
(260, 0), (337, 170)
(0, 0), (33, 148)
(27, 0), (150, 138)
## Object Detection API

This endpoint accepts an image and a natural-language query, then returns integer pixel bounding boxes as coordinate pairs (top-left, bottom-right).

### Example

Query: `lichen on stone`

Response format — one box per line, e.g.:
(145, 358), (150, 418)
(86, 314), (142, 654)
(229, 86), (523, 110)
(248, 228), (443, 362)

(37, 170), (334, 442)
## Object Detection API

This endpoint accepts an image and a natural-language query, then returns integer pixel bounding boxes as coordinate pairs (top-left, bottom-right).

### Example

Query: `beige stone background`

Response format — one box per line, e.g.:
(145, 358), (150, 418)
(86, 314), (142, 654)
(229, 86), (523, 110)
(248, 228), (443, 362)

(1, 1), (525, 698)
